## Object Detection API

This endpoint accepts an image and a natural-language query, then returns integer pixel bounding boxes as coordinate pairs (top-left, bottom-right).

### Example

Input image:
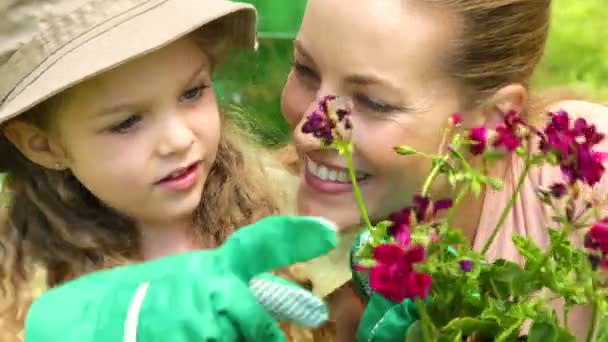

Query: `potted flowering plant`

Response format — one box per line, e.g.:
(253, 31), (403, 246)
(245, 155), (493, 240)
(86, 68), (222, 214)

(301, 95), (608, 341)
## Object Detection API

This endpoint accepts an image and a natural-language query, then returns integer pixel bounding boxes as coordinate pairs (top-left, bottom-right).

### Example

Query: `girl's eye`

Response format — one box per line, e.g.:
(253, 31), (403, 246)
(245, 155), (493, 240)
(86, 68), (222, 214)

(108, 115), (142, 134)
(180, 85), (207, 103)
(355, 95), (398, 114)
(293, 61), (320, 81)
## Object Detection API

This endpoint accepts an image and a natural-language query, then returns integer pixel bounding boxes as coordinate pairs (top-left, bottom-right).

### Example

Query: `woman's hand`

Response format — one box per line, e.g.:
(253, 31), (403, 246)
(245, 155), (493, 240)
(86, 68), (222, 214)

(25, 216), (338, 342)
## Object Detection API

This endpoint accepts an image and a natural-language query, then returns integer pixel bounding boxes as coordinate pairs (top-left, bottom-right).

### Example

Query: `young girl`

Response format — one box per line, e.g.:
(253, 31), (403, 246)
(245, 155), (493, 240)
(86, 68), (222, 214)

(278, 0), (608, 340)
(0, 0), (334, 340)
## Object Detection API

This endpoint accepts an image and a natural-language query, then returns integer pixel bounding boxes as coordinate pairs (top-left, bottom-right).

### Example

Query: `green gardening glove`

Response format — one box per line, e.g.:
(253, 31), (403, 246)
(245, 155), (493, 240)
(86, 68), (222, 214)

(350, 231), (420, 342)
(25, 215), (338, 342)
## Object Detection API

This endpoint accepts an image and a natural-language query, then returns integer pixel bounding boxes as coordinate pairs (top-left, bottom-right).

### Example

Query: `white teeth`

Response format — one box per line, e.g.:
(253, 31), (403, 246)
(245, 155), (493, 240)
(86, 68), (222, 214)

(328, 169), (338, 182)
(306, 159), (369, 183)
(318, 165), (329, 180)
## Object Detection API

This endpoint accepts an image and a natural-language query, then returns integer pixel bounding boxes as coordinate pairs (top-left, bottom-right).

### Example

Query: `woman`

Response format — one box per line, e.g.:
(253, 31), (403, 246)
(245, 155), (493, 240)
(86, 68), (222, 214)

(278, 0), (608, 340)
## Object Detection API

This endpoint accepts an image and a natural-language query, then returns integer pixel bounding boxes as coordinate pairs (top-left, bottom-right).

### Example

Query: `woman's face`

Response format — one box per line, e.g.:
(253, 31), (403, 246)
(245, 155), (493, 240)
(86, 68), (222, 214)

(282, 0), (479, 229)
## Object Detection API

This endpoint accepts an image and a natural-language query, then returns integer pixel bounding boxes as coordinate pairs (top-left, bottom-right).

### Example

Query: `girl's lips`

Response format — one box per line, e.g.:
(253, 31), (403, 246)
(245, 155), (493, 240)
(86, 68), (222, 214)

(304, 163), (370, 194)
(156, 162), (201, 191)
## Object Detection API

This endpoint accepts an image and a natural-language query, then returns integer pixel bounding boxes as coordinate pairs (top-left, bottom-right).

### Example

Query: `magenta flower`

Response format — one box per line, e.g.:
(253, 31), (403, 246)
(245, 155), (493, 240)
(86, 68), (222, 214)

(468, 126), (488, 155)
(389, 195), (453, 226)
(492, 111), (524, 152)
(586, 218), (608, 253)
(392, 222), (412, 247)
(369, 244), (432, 302)
(493, 123), (521, 152)
(539, 110), (607, 186)
(449, 113), (463, 127)
(301, 95), (352, 146)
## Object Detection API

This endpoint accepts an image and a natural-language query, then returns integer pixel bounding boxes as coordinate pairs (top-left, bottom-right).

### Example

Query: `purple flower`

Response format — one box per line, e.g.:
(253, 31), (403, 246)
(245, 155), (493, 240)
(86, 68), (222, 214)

(301, 95), (352, 146)
(459, 260), (474, 272)
(369, 244), (432, 302)
(540, 110), (607, 186)
(301, 110), (336, 145)
(549, 183), (567, 199)
(468, 126), (488, 155)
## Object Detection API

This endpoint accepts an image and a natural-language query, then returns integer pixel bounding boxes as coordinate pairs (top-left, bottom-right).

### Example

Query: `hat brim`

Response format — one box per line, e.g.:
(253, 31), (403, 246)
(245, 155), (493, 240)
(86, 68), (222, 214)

(0, 0), (256, 123)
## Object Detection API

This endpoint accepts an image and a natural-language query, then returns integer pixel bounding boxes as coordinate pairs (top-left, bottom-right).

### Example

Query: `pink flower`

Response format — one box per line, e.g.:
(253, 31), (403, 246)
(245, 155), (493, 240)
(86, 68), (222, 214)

(449, 113), (463, 127)
(369, 244), (432, 302)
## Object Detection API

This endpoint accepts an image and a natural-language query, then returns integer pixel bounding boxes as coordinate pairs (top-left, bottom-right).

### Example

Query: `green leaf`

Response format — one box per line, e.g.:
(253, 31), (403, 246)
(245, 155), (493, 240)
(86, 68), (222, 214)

(528, 320), (575, 342)
(357, 258), (377, 268)
(486, 177), (504, 190)
(471, 179), (482, 197)
(483, 149), (507, 162)
(356, 242), (374, 259)
(375, 220), (393, 238)
(405, 321), (425, 342)
(443, 317), (499, 337)
(481, 259), (534, 298)
(395, 145), (418, 156)
(512, 235), (545, 264)
(516, 146), (527, 157)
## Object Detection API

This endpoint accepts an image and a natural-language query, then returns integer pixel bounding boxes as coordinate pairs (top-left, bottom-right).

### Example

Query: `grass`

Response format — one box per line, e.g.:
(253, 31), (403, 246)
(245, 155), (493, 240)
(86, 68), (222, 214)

(532, 0), (608, 101)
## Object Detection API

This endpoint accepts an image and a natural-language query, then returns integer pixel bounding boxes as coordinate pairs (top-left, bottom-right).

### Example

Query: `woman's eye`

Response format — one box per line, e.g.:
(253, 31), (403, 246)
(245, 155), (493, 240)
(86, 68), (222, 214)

(108, 115), (142, 134)
(180, 85), (206, 103)
(355, 95), (397, 113)
(293, 61), (319, 81)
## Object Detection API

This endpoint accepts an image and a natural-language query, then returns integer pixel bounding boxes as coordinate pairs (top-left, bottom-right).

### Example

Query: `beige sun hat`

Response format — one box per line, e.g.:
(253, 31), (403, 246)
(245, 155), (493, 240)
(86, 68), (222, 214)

(0, 0), (257, 124)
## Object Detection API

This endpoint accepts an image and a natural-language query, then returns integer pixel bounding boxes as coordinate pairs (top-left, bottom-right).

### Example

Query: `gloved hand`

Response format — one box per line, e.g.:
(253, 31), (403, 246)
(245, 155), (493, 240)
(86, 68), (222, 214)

(351, 231), (420, 342)
(25, 215), (338, 342)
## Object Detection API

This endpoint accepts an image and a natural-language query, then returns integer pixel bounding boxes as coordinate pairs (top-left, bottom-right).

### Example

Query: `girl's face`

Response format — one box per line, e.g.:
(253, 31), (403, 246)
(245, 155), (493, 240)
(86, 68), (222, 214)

(281, 0), (477, 229)
(53, 37), (220, 227)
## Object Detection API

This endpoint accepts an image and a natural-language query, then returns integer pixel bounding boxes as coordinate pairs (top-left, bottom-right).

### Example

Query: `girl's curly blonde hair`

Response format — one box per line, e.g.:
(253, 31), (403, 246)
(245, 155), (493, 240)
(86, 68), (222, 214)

(0, 18), (287, 341)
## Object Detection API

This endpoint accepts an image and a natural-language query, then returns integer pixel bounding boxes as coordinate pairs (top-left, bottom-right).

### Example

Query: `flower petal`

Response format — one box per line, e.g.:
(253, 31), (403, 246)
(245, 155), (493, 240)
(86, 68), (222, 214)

(373, 244), (404, 265)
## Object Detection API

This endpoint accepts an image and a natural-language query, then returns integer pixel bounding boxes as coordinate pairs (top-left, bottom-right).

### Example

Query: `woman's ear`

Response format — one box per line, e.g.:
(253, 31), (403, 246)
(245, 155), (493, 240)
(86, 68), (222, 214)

(2, 120), (67, 170)
(484, 84), (528, 124)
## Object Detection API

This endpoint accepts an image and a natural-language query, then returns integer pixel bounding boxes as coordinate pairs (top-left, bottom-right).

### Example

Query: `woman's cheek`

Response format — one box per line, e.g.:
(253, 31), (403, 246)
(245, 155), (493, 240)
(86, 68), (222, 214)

(281, 74), (310, 128)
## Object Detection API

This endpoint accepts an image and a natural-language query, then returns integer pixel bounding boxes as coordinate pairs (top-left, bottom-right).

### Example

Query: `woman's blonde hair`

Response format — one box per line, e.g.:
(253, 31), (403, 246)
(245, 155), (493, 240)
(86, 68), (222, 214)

(0, 18), (286, 340)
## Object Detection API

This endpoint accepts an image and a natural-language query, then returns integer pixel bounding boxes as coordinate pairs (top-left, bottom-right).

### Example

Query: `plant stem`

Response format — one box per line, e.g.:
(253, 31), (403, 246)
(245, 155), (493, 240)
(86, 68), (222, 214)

(422, 155), (448, 196)
(481, 159), (532, 255)
(448, 183), (471, 228)
(345, 149), (374, 232)
(586, 299), (600, 342)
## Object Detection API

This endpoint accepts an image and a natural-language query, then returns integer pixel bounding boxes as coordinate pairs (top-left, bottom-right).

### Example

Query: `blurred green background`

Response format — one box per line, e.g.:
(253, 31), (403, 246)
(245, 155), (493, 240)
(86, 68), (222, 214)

(215, 0), (607, 147)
